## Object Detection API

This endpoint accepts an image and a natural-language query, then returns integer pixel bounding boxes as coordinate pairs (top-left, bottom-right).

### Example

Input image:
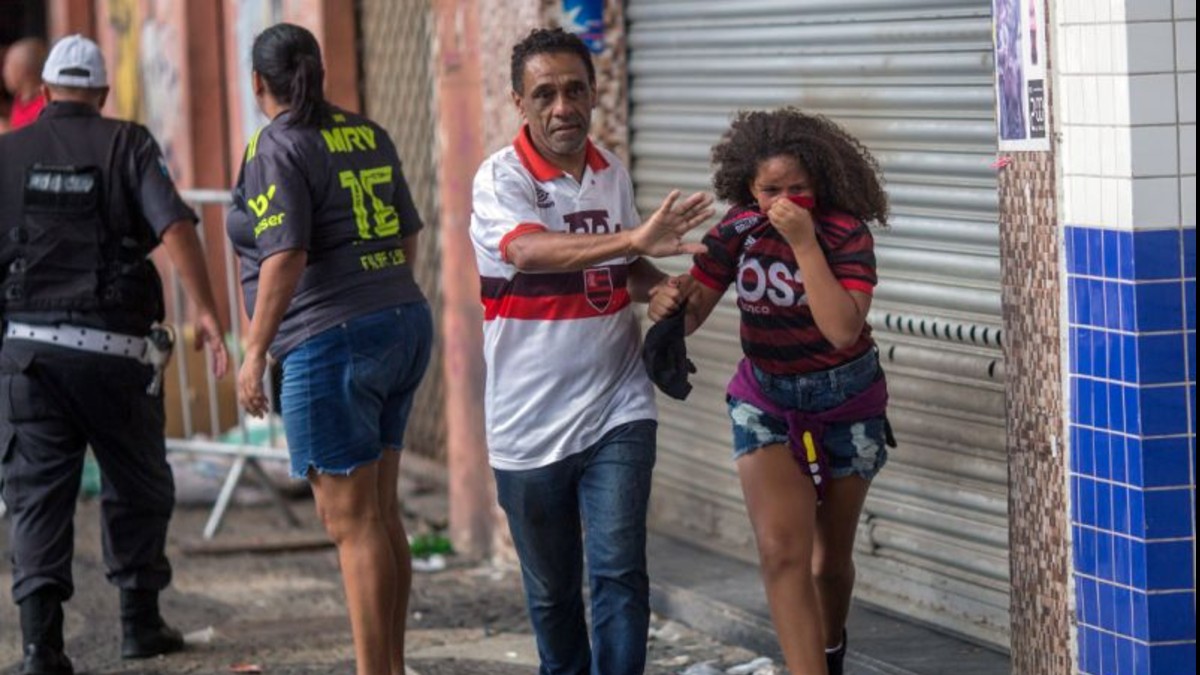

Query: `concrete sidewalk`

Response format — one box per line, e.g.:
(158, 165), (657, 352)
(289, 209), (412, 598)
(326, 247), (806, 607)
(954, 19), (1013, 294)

(648, 533), (1012, 675)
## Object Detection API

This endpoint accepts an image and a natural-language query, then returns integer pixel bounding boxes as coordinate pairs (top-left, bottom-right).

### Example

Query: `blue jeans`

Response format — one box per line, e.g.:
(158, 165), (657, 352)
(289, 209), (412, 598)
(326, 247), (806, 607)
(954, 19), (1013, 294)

(494, 420), (657, 675)
(280, 302), (432, 478)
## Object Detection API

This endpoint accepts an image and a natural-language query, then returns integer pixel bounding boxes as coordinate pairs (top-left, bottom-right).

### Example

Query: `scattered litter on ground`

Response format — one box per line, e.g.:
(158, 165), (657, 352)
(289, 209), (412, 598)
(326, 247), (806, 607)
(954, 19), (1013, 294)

(412, 553), (447, 572)
(649, 620), (687, 643)
(682, 662), (726, 675)
(726, 656), (775, 674)
(653, 654), (690, 667)
(230, 664), (263, 673)
(185, 626), (217, 644)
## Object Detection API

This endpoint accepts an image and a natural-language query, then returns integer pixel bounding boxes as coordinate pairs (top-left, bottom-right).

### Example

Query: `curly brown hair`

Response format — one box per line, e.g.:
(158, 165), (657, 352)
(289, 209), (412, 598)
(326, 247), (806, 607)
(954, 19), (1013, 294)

(711, 108), (889, 227)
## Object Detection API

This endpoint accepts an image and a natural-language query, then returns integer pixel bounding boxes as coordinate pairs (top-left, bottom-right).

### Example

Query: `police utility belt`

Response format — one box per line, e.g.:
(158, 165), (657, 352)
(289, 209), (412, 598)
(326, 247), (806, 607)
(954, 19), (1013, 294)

(4, 321), (175, 395)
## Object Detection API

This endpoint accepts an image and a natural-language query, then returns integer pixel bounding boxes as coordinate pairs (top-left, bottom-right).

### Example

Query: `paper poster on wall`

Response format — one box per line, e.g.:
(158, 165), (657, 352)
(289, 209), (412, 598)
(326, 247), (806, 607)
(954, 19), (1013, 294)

(562, 0), (604, 54)
(993, 0), (1050, 151)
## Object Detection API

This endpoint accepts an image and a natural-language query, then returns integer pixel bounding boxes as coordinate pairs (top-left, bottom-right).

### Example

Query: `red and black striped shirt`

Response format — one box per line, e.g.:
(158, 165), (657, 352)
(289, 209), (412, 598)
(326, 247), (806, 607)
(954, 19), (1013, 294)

(690, 206), (878, 375)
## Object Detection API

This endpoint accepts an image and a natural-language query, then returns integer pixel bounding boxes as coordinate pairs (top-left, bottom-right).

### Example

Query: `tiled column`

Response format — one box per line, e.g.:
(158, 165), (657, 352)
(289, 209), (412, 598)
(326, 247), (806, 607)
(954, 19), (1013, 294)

(1059, 1), (1197, 673)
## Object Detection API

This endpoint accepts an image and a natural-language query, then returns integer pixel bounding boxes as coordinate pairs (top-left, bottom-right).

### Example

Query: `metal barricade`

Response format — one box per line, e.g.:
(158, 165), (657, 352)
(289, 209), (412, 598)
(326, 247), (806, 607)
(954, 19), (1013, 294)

(166, 189), (298, 539)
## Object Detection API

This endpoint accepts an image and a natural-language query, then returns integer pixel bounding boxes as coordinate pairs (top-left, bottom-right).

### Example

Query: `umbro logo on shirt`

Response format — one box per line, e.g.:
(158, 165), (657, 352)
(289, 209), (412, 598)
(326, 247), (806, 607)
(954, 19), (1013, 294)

(535, 187), (555, 209)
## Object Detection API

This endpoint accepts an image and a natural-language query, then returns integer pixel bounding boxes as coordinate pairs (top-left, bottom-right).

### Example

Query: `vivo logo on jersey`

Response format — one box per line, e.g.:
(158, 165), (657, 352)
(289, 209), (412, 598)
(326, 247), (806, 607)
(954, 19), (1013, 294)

(564, 210), (620, 235)
(736, 260), (807, 309)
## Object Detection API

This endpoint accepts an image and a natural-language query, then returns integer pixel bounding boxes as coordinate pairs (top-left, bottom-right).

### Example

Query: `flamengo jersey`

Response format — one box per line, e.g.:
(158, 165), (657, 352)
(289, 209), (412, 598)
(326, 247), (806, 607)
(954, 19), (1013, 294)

(691, 205), (878, 375)
(470, 127), (657, 470)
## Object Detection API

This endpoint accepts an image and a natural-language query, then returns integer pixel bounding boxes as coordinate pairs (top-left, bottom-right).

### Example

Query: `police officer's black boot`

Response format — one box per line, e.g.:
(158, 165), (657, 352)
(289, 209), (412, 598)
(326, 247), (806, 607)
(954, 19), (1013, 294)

(119, 589), (185, 659)
(18, 589), (74, 675)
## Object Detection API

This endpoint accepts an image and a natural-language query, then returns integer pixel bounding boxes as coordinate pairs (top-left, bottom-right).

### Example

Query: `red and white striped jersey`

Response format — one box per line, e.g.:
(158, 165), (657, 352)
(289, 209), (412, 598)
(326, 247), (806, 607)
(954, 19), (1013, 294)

(470, 127), (656, 470)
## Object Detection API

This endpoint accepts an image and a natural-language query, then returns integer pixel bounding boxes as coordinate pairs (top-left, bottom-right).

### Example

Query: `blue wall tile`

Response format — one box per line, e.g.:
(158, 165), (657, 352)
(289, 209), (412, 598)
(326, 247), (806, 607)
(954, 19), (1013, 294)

(1079, 478), (1098, 526)
(1145, 540), (1195, 591)
(1101, 631), (1118, 673)
(1132, 641), (1151, 675)
(1097, 482), (1114, 530)
(1126, 436), (1145, 486)
(1107, 331), (1126, 382)
(1088, 228), (1105, 277)
(1129, 488), (1146, 539)
(1119, 230), (1137, 281)
(1076, 525), (1098, 576)
(1188, 333), (1196, 383)
(1099, 579), (1118, 630)
(1147, 591), (1196, 642)
(1105, 229), (1123, 279)
(1143, 488), (1195, 539)
(1139, 385), (1191, 436)
(1141, 437), (1192, 488)
(1094, 381), (1112, 429)
(1093, 331), (1111, 379)
(1093, 280), (1112, 328)
(1124, 386), (1142, 435)
(1137, 333), (1188, 384)
(1186, 280), (1195, 331)
(1150, 643), (1197, 675)
(1133, 590), (1150, 641)
(1131, 539), (1148, 589)
(1067, 227), (1085, 274)
(1106, 281), (1124, 331)
(1076, 425), (1097, 476)
(1113, 485), (1132, 538)
(1136, 282), (1185, 332)
(1133, 229), (1184, 280)
(1183, 227), (1195, 278)
(1080, 626), (1101, 674)
(1114, 631), (1136, 674)
(1120, 282), (1138, 332)
(1096, 531), (1117, 582)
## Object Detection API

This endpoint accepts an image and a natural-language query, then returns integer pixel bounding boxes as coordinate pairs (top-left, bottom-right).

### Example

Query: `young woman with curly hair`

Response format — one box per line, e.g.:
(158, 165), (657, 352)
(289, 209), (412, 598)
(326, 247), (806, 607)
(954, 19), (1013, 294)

(650, 107), (892, 675)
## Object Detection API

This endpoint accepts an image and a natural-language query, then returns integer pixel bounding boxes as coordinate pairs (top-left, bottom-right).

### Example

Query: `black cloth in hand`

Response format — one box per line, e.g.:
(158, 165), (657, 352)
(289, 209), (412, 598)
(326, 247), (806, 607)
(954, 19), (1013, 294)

(642, 305), (696, 401)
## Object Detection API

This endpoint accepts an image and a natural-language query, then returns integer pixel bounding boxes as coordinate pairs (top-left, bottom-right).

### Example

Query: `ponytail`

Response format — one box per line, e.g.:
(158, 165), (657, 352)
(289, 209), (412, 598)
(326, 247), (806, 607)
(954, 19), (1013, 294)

(252, 23), (330, 127)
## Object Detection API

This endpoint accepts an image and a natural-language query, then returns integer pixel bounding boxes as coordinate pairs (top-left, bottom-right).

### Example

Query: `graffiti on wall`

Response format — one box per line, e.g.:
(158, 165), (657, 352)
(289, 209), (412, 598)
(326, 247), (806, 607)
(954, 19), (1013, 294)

(105, 0), (186, 179)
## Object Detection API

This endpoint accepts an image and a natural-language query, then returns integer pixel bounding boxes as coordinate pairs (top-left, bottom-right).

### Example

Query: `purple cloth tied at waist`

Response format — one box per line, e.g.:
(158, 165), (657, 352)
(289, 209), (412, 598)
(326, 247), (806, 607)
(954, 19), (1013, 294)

(726, 358), (889, 503)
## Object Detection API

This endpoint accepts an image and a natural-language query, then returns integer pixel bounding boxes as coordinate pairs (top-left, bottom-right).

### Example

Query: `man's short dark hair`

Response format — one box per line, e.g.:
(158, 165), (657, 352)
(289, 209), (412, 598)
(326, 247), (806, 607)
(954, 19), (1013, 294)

(510, 27), (595, 95)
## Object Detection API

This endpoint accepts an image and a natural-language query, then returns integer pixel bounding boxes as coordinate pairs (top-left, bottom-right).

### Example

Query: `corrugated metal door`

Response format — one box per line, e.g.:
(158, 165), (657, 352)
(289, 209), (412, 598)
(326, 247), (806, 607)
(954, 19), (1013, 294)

(627, 0), (1009, 647)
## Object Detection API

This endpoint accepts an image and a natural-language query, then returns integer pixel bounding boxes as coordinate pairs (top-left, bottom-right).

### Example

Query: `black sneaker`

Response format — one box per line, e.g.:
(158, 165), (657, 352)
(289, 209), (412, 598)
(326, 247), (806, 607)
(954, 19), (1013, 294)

(826, 630), (847, 675)
(21, 644), (74, 675)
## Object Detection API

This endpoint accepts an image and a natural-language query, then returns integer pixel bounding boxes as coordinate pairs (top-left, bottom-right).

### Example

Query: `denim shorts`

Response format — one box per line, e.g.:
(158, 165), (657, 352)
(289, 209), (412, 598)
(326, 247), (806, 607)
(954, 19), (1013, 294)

(727, 348), (889, 481)
(280, 302), (433, 478)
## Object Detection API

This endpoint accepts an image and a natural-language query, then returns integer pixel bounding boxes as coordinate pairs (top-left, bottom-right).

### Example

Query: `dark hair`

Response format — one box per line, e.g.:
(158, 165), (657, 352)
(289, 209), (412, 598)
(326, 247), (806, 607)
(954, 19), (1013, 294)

(252, 23), (330, 127)
(711, 108), (889, 227)
(510, 27), (595, 94)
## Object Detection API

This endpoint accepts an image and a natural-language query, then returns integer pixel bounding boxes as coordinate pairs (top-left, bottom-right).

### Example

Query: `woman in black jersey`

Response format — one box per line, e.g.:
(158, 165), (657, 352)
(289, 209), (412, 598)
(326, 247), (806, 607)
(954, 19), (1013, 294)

(226, 23), (431, 675)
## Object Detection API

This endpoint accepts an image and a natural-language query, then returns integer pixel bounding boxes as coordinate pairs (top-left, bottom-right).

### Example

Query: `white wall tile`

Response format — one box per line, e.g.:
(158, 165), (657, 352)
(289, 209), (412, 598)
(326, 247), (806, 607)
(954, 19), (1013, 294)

(1130, 74), (1179, 124)
(1127, 22), (1178, 73)
(1068, 26), (1086, 74)
(1112, 0), (1127, 22)
(1083, 25), (1101, 72)
(1084, 126), (1103, 174)
(1095, 0), (1112, 23)
(1101, 126), (1118, 175)
(1181, 124), (1197, 175)
(1177, 0), (1198, 21)
(1086, 176), (1106, 225)
(1180, 73), (1197, 123)
(1098, 77), (1116, 124)
(1117, 177), (1134, 228)
(1111, 24), (1130, 74)
(1112, 76), (1131, 126)
(1132, 176), (1182, 227)
(1182, 176), (1197, 227)
(1115, 124), (1133, 175)
(1131, 125), (1181, 175)
(1178, 21), (1197, 72)
(1062, 125), (1079, 175)
(1084, 77), (1102, 124)
(1126, 0), (1175, 21)
(1102, 177), (1122, 223)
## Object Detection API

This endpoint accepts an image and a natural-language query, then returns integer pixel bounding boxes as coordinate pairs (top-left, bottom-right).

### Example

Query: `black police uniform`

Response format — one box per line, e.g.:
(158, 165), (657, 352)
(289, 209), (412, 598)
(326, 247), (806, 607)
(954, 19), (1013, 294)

(0, 101), (196, 661)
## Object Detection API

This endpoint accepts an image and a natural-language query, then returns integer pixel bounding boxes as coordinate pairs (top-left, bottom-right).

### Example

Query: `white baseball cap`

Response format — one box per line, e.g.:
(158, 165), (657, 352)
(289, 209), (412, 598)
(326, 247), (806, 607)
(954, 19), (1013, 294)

(42, 34), (108, 88)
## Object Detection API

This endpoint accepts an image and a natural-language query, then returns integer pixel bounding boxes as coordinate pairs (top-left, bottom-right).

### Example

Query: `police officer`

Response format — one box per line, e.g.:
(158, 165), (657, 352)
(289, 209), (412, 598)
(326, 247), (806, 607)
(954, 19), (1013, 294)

(0, 35), (229, 674)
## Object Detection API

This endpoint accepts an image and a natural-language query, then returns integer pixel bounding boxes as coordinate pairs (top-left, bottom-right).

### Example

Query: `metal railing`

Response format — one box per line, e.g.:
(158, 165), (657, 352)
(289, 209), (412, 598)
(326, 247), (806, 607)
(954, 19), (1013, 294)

(166, 189), (298, 539)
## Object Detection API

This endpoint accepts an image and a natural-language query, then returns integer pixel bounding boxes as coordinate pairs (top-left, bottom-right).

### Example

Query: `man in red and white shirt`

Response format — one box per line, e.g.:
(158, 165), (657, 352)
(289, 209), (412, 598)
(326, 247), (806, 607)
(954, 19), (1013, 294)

(2, 38), (47, 131)
(470, 27), (712, 675)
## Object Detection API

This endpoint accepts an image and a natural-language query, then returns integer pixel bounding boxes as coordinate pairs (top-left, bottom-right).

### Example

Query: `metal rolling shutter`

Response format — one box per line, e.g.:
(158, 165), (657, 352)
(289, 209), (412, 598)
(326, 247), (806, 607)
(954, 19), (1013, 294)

(628, 0), (1009, 647)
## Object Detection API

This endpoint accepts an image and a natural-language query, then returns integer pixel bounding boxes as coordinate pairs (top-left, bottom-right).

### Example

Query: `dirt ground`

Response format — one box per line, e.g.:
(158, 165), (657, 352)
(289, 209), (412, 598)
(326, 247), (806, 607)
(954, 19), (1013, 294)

(1, 472), (767, 675)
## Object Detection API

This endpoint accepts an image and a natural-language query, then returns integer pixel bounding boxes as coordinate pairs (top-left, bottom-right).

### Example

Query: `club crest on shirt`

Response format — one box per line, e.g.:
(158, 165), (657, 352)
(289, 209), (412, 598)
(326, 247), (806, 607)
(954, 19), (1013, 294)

(584, 267), (614, 313)
(535, 187), (555, 209)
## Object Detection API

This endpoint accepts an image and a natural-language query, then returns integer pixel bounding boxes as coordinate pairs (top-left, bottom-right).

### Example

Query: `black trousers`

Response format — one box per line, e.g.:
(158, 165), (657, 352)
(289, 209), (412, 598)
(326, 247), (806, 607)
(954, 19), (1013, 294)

(0, 339), (173, 604)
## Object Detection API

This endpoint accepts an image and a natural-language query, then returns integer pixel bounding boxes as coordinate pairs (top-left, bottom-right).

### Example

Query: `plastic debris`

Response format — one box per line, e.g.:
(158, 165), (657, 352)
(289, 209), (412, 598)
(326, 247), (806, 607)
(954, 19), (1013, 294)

(230, 665), (263, 674)
(409, 532), (454, 558)
(184, 626), (216, 644)
(726, 657), (775, 674)
(411, 553), (447, 573)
